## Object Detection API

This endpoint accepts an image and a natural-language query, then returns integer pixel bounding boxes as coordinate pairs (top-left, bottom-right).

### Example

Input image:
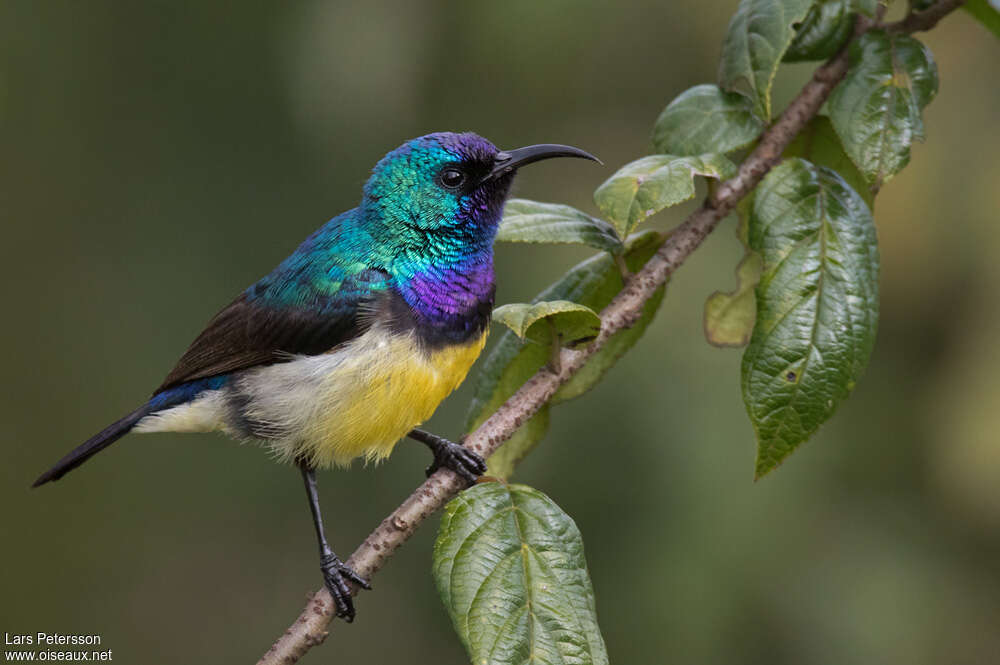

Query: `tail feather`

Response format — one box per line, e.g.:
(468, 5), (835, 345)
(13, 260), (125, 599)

(32, 404), (154, 487)
(34, 377), (230, 488)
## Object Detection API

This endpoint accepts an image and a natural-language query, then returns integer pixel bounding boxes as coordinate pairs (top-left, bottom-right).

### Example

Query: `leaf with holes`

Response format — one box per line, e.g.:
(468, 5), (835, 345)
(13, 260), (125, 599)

(742, 158), (879, 478)
(433, 482), (608, 665)
(828, 31), (938, 189)
(784, 0), (854, 62)
(705, 194), (760, 349)
(718, 0), (816, 119)
(594, 154), (735, 238)
(497, 199), (624, 254)
(652, 84), (765, 156)
(492, 301), (601, 345)
(466, 232), (665, 478)
(705, 252), (763, 348)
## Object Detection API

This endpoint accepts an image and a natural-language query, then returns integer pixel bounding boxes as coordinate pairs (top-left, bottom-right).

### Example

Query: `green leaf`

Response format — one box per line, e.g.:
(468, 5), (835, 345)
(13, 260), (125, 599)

(850, 0), (878, 17)
(742, 158), (879, 478)
(553, 231), (666, 403)
(784, 0), (854, 62)
(785, 115), (874, 207)
(705, 252), (763, 348)
(492, 300), (601, 345)
(652, 84), (765, 156)
(594, 154), (736, 238)
(498, 199), (624, 254)
(434, 482), (608, 665)
(718, 0), (817, 120)
(466, 318), (548, 427)
(828, 31), (938, 189)
(466, 231), (666, 478)
(554, 286), (665, 403)
(963, 0), (1000, 39)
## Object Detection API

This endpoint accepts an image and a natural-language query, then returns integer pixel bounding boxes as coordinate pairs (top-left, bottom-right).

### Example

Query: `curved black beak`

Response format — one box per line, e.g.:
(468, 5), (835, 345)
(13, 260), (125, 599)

(484, 143), (601, 183)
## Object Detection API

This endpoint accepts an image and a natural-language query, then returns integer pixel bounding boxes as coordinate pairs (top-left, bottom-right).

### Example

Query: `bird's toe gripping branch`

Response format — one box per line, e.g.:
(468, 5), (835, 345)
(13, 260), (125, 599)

(408, 429), (487, 485)
(319, 553), (371, 623)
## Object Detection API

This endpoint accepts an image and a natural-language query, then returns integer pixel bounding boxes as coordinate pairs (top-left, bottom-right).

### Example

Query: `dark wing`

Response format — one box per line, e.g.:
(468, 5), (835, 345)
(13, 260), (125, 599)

(155, 268), (390, 394)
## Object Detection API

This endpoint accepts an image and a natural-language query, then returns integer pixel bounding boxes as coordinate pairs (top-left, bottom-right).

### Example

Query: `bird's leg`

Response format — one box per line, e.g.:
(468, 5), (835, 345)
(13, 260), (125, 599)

(298, 461), (370, 622)
(407, 428), (487, 485)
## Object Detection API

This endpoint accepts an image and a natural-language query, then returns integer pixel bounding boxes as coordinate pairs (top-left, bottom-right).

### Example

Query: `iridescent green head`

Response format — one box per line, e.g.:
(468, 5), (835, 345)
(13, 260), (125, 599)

(358, 132), (599, 344)
(361, 132), (598, 246)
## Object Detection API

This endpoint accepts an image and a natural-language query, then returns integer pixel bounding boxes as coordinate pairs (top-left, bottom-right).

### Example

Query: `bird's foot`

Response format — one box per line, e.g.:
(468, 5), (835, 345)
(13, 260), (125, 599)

(425, 436), (487, 485)
(319, 552), (370, 622)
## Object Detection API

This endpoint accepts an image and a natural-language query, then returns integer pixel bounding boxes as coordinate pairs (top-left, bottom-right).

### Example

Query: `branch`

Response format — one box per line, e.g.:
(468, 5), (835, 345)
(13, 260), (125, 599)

(890, 0), (967, 33)
(257, 3), (964, 662)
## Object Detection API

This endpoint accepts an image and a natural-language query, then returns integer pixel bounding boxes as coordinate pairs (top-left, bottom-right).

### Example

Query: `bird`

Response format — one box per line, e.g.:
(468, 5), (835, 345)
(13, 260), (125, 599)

(32, 131), (599, 621)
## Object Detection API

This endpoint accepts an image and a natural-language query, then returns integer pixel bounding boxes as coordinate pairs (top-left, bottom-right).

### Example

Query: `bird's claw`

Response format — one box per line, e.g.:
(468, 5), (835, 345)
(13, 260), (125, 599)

(426, 439), (487, 485)
(319, 553), (370, 622)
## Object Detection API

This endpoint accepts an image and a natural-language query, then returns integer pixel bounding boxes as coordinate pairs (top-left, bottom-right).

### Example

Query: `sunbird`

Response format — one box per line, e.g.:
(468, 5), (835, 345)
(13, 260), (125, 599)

(33, 132), (598, 620)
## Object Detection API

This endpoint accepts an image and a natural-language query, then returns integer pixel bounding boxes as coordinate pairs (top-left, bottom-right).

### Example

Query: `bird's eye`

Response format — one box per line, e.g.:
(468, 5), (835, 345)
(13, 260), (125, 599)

(440, 168), (466, 189)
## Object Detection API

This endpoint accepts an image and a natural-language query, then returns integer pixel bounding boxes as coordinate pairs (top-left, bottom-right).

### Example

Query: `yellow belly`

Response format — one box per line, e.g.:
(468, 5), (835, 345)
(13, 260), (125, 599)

(295, 328), (487, 468)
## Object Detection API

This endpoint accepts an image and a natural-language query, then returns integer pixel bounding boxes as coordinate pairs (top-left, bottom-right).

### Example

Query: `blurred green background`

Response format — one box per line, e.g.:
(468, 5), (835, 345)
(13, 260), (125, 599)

(3, 1), (999, 663)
